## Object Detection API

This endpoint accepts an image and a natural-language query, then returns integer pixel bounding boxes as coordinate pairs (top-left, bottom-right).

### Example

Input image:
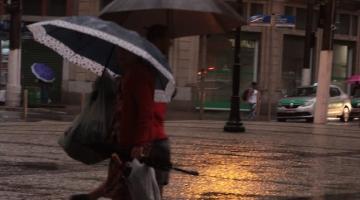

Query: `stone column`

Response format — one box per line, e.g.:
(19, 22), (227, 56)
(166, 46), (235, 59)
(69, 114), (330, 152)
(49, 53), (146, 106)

(169, 36), (200, 103)
(264, 0), (285, 120)
(6, 0), (22, 107)
(6, 49), (21, 107)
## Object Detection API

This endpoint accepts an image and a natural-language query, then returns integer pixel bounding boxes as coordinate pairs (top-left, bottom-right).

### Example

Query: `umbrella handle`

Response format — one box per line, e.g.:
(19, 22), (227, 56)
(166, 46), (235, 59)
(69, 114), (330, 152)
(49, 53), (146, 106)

(171, 167), (199, 176)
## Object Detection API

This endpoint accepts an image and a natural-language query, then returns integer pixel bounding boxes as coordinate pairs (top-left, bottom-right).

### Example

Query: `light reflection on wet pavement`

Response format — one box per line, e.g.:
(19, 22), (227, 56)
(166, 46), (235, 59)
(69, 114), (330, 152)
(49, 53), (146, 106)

(0, 120), (359, 199)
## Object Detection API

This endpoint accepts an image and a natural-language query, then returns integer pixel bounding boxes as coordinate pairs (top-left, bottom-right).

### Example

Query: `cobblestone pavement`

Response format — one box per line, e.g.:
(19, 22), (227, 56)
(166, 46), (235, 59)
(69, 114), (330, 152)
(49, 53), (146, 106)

(0, 120), (360, 200)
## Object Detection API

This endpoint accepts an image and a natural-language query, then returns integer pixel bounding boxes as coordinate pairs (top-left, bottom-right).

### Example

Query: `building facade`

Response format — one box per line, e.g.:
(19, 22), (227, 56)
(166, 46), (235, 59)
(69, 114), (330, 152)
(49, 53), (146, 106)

(1, 0), (360, 115)
(176, 0), (360, 115)
(0, 0), (77, 104)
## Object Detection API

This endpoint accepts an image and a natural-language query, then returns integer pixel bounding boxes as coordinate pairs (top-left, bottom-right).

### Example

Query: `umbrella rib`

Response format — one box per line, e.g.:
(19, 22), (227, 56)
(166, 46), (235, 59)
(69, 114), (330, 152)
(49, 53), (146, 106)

(104, 44), (115, 70)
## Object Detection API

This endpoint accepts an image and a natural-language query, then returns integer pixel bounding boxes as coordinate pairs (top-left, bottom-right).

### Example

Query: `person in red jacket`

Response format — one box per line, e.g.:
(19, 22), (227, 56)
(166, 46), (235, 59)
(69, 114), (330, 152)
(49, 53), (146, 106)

(123, 25), (172, 196)
(71, 25), (173, 200)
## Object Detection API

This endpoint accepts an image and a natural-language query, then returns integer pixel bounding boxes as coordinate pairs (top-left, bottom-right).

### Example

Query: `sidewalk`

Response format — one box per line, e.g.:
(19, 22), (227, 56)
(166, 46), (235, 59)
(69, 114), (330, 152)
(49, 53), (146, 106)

(0, 105), (79, 122)
(0, 104), (261, 122)
(0, 120), (359, 199)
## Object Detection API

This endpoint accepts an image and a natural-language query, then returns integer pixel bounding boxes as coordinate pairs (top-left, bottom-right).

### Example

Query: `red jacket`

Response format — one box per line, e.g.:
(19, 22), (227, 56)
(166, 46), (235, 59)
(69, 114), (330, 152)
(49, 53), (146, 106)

(116, 64), (167, 147)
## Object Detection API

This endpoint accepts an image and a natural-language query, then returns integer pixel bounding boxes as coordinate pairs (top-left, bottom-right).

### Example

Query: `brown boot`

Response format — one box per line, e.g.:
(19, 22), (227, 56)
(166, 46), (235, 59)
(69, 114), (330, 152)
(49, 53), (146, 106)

(70, 154), (128, 200)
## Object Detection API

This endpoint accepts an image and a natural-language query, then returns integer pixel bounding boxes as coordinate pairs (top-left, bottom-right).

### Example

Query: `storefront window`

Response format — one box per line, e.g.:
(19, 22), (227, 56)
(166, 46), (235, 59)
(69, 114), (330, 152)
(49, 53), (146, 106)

(199, 34), (259, 110)
(282, 37), (354, 94)
(282, 36), (304, 95)
(332, 44), (353, 92)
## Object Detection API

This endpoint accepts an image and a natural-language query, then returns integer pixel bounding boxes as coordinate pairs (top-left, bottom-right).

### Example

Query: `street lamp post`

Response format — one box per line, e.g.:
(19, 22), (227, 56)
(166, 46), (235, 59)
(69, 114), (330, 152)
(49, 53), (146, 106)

(224, 0), (245, 132)
(302, 0), (315, 86)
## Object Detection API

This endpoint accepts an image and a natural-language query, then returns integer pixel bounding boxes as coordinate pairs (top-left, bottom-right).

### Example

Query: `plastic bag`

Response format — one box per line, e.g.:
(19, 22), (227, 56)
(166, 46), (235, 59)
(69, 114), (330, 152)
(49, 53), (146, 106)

(127, 159), (161, 200)
(58, 70), (117, 165)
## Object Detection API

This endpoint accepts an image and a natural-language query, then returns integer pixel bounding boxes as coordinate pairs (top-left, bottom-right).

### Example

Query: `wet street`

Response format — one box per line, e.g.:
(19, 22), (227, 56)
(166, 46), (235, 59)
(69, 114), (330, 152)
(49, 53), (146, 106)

(0, 120), (360, 199)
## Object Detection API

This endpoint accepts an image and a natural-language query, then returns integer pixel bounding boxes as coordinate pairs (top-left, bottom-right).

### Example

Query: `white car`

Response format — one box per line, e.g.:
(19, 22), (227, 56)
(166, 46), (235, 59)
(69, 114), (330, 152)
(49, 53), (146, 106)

(276, 85), (352, 122)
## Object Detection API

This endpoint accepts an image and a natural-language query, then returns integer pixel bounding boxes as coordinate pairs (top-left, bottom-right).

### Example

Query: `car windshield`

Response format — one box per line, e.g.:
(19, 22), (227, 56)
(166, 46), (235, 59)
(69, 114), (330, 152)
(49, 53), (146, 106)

(291, 87), (317, 97)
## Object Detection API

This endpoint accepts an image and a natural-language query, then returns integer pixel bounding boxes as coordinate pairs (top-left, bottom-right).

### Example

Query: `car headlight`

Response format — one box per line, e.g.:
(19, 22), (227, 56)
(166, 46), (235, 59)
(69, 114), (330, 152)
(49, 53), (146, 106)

(303, 100), (315, 106)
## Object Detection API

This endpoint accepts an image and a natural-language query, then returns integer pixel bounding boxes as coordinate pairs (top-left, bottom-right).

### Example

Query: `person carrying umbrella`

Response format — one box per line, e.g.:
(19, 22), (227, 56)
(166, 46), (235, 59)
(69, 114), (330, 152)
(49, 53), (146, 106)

(27, 16), (176, 200)
(70, 25), (173, 200)
(31, 63), (55, 104)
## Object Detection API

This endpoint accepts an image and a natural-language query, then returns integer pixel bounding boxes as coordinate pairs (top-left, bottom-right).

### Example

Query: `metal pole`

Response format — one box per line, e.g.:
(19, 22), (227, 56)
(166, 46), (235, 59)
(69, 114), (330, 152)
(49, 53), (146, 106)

(23, 89), (28, 119)
(314, 0), (336, 124)
(302, 0), (315, 86)
(321, 0), (336, 51)
(224, 0), (245, 132)
(5, 0), (22, 107)
(199, 35), (207, 120)
(267, 13), (275, 121)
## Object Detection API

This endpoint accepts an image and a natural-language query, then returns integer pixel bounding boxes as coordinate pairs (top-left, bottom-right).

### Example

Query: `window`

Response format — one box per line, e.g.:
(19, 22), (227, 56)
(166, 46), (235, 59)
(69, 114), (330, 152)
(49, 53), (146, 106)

(201, 33), (260, 110)
(250, 3), (264, 16)
(295, 8), (306, 30)
(332, 44), (352, 91)
(22, 0), (42, 15)
(282, 35), (305, 94)
(330, 88), (341, 97)
(48, 0), (66, 16)
(336, 14), (350, 35)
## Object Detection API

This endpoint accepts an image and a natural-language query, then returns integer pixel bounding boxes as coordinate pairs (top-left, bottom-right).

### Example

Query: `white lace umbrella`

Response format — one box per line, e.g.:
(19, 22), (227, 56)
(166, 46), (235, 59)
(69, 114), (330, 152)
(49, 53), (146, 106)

(27, 16), (175, 103)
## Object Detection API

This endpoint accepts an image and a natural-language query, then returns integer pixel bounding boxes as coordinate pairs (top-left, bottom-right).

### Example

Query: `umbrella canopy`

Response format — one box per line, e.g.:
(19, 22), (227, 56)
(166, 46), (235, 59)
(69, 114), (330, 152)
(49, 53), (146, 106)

(100, 0), (245, 38)
(347, 74), (360, 84)
(27, 16), (175, 103)
(31, 63), (56, 83)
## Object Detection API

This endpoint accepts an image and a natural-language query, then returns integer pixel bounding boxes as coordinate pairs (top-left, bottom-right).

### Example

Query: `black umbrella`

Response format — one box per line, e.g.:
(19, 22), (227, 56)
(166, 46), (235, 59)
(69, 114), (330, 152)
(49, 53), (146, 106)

(27, 16), (175, 103)
(100, 0), (246, 38)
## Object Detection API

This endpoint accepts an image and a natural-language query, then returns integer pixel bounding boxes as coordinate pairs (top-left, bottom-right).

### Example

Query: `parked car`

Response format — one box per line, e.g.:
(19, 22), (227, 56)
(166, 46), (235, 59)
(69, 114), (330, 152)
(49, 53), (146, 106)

(276, 85), (352, 122)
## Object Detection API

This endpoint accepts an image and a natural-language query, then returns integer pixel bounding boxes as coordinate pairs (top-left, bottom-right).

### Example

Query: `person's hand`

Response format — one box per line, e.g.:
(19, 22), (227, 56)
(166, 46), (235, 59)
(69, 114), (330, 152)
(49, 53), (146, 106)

(131, 146), (145, 159)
